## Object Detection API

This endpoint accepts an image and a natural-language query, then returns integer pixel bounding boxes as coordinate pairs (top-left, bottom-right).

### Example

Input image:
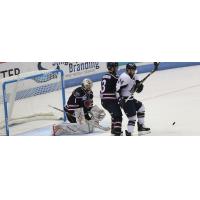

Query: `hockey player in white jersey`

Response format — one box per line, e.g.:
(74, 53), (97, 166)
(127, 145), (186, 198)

(116, 63), (150, 136)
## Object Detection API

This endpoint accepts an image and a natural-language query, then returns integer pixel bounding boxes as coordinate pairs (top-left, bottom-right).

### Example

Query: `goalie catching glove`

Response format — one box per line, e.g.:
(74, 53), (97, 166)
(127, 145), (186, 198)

(89, 105), (106, 122)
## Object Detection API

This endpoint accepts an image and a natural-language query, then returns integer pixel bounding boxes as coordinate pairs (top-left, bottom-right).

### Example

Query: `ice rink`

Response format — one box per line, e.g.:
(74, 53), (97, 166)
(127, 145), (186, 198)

(19, 65), (200, 136)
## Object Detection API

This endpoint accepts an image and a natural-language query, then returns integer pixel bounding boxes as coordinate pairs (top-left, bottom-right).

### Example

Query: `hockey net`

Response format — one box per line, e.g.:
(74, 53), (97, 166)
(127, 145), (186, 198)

(0, 69), (66, 136)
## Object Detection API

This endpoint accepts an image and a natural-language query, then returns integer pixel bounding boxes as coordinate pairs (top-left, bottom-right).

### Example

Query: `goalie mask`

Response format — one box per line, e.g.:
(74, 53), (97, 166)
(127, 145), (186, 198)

(82, 78), (93, 91)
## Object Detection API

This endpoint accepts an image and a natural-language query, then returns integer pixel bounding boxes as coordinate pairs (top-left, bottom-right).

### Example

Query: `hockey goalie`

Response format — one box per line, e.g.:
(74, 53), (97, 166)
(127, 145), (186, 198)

(52, 79), (109, 136)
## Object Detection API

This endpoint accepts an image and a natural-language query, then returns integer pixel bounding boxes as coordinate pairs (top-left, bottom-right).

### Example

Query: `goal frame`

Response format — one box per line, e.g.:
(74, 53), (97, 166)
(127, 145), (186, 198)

(1, 69), (66, 136)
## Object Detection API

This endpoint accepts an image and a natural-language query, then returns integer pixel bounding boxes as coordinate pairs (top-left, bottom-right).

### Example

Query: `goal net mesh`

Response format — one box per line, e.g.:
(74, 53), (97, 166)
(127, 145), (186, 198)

(0, 69), (66, 136)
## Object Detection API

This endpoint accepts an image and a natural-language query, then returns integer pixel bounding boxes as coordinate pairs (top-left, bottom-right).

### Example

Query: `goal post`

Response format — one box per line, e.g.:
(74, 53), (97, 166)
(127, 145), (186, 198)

(0, 69), (66, 136)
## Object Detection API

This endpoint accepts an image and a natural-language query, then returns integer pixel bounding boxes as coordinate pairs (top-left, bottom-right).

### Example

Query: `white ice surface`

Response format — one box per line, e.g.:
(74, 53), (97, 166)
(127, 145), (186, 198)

(19, 65), (200, 136)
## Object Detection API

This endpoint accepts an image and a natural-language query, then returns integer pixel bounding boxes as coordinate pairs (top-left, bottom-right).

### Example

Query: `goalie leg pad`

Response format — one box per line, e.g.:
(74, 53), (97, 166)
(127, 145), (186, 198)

(52, 122), (93, 136)
(90, 105), (106, 121)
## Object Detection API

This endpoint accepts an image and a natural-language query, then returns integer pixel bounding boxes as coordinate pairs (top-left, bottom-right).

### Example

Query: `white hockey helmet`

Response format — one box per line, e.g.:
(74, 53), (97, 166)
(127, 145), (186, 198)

(82, 78), (93, 90)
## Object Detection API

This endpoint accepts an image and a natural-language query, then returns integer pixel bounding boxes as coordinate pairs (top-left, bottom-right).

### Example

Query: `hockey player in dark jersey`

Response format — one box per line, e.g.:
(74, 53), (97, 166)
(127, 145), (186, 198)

(100, 62), (123, 136)
(116, 63), (150, 136)
(53, 78), (110, 136)
(64, 78), (93, 123)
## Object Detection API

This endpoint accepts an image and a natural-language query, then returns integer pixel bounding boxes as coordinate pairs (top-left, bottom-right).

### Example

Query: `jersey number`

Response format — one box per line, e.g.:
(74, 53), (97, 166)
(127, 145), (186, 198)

(101, 80), (106, 93)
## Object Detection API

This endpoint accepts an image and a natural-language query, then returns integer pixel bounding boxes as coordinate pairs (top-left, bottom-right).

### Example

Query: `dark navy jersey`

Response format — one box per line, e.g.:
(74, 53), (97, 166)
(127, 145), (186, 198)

(100, 72), (118, 100)
(64, 87), (93, 113)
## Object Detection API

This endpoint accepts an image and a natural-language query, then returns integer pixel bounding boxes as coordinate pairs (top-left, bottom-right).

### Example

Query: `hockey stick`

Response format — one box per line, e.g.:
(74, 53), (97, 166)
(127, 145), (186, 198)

(49, 104), (88, 124)
(48, 105), (64, 113)
(48, 105), (91, 116)
(48, 105), (110, 132)
(139, 62), (160, 84)
(0, 112), (63, 129)
(125, 62), (160, 102)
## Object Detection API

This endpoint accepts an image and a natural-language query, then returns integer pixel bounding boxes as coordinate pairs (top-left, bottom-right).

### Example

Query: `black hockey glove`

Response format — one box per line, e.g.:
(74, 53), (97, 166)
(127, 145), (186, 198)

(135, 81), (144, 93)
(85, 113), (92, 121)
(118, 97), (125, 108)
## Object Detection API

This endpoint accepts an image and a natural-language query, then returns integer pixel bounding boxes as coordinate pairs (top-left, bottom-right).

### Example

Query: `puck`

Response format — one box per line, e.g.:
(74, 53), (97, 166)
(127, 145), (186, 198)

(172, 122), (176, 125)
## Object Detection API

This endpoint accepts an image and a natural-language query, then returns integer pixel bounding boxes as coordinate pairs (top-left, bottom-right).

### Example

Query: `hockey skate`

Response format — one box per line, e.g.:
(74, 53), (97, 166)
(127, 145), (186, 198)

(137, 123), (151, 136)
(125, 130), (132, 136)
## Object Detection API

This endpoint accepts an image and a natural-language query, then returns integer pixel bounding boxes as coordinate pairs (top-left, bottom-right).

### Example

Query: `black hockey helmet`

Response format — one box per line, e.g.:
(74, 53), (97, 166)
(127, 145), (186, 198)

(107, 62), (119, 70)
(126, 63), (137, 71)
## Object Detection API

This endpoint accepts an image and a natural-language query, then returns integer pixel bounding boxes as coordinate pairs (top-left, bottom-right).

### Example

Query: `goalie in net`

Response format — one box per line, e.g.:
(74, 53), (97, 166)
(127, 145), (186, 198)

(52, 78), (109, 136)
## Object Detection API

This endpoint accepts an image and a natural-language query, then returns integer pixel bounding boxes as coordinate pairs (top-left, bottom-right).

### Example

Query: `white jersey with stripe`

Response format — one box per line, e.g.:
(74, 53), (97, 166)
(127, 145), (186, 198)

(116, 72), (140, 97)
